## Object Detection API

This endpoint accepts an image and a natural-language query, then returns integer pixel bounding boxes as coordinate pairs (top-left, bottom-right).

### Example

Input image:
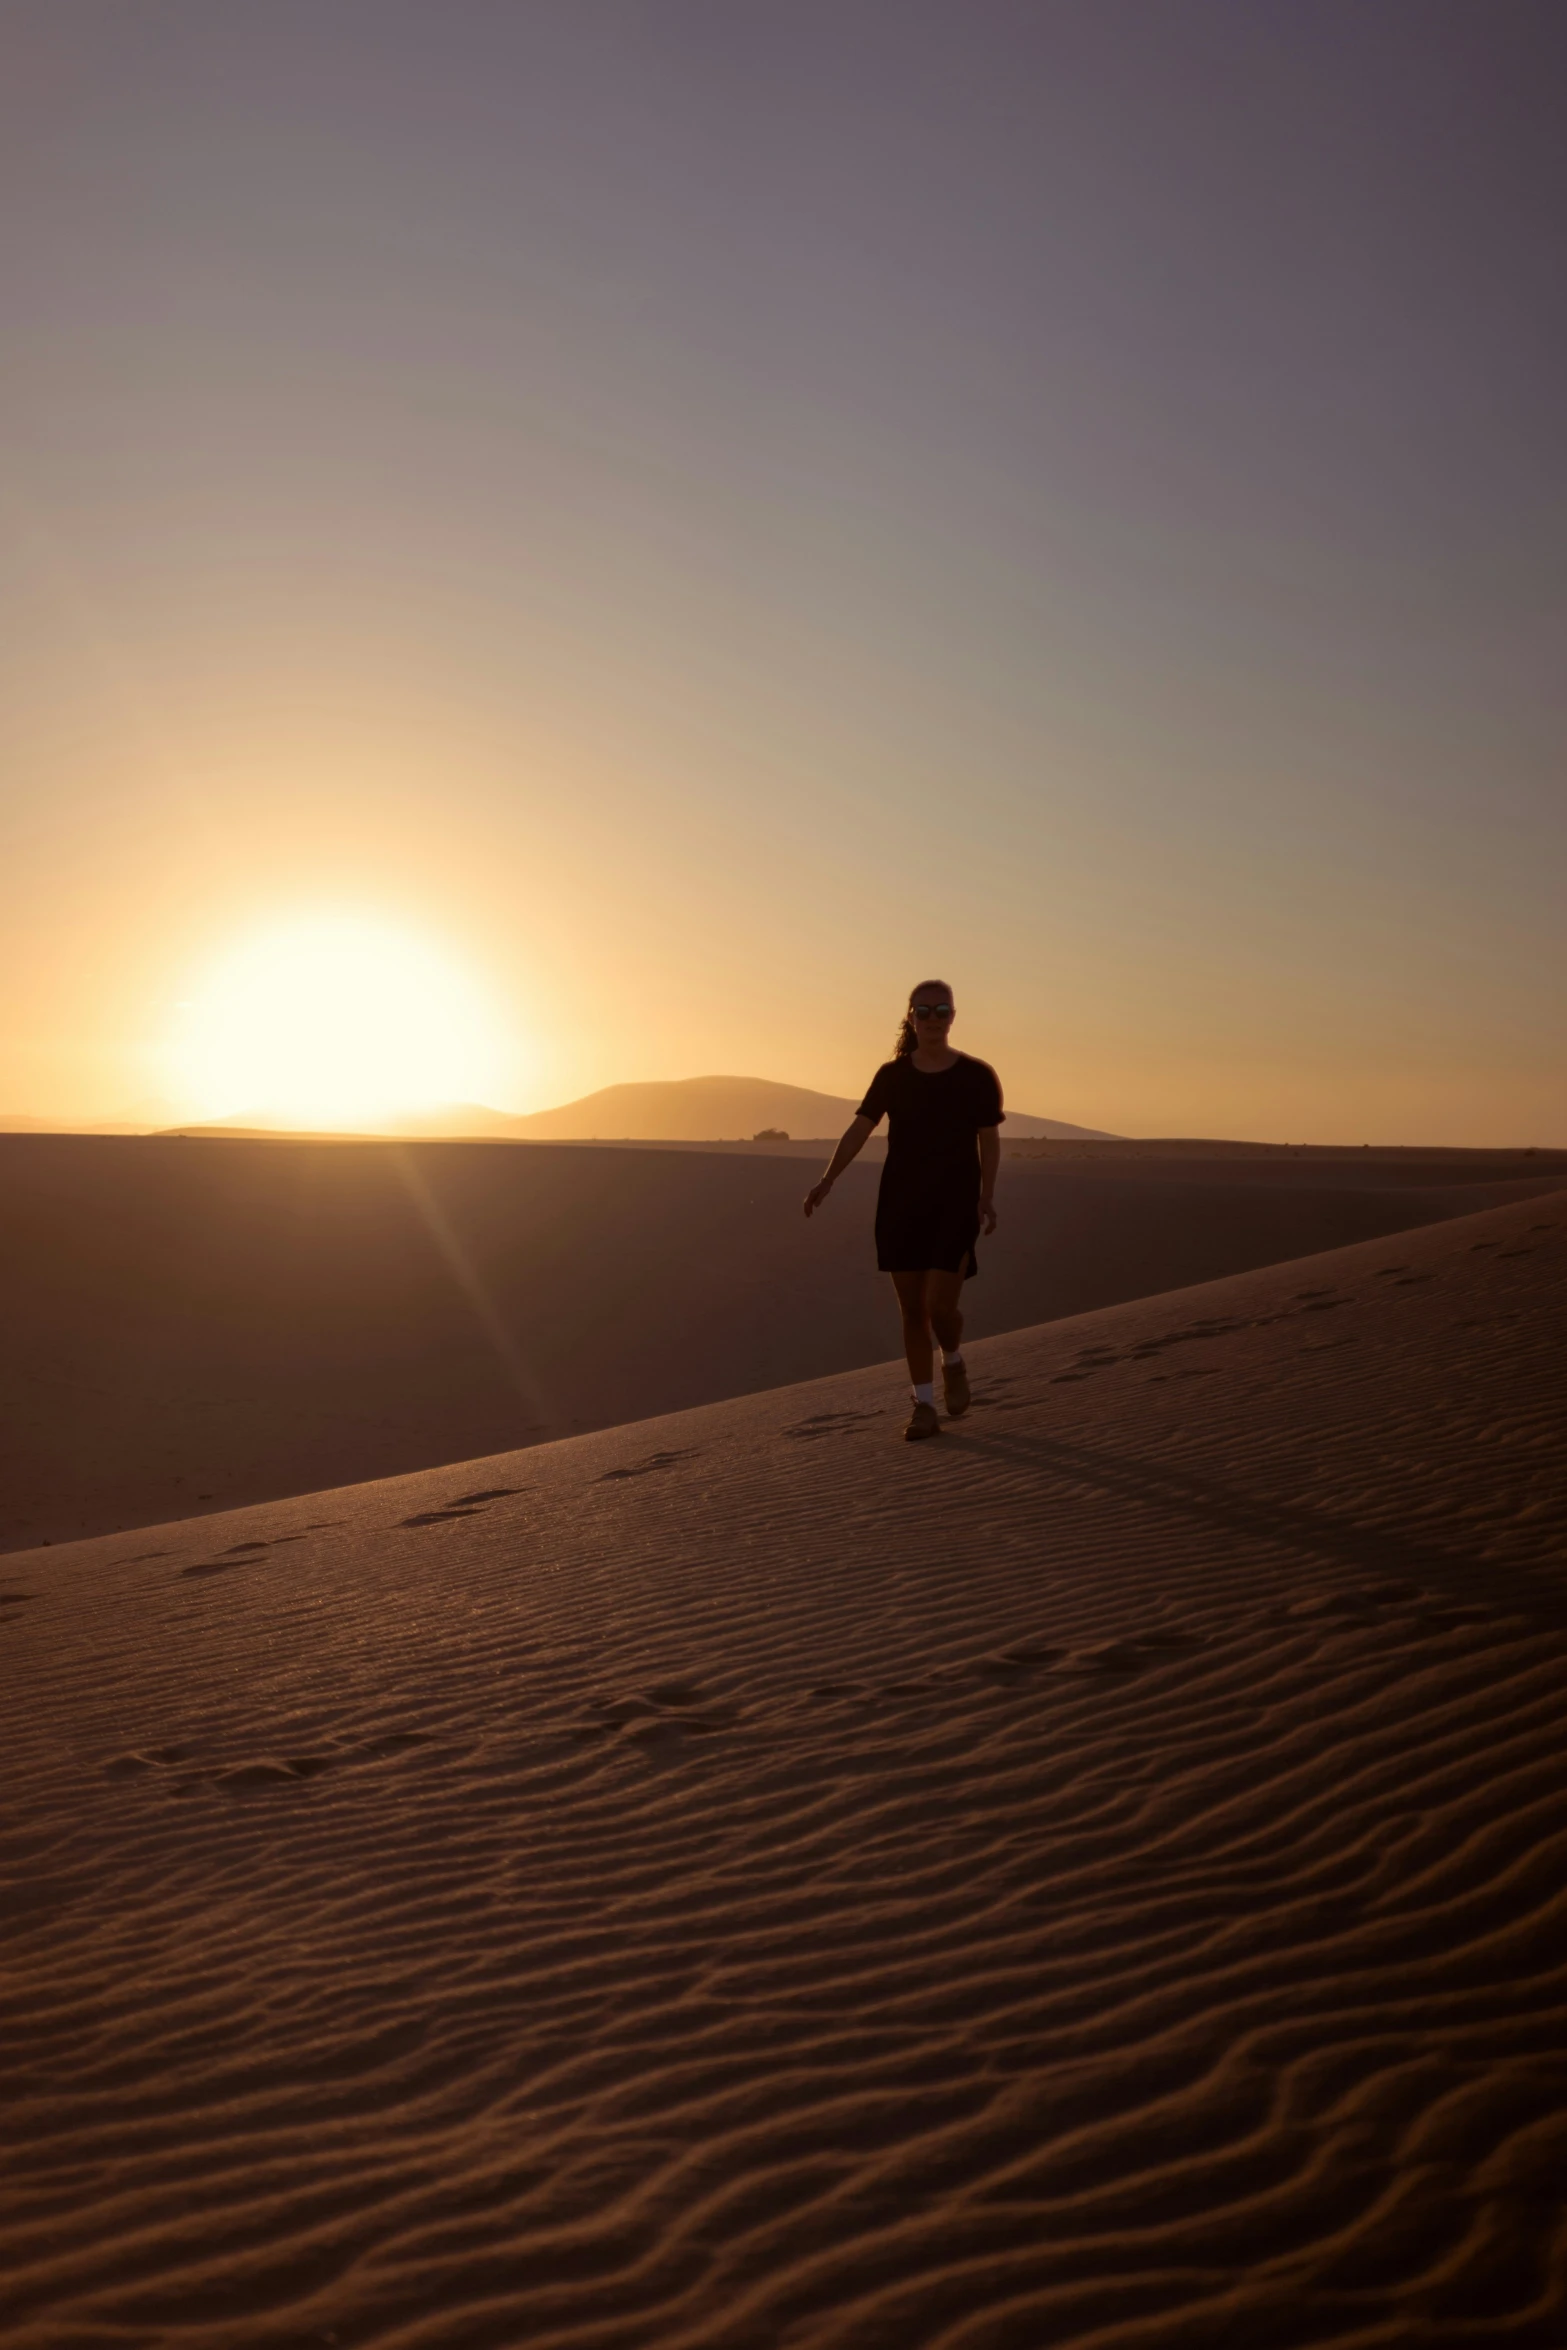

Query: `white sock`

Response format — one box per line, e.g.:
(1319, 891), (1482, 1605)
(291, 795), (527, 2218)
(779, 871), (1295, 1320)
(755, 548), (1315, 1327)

(941, 1346), (964, 1366)
(912, 1381), (935, 1407)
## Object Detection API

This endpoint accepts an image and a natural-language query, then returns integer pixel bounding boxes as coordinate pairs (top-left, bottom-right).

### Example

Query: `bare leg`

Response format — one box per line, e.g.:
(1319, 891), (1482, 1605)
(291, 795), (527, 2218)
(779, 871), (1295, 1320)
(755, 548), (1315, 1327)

(925, 1268), (966, 1358)
(891, 1270), (934, 1385)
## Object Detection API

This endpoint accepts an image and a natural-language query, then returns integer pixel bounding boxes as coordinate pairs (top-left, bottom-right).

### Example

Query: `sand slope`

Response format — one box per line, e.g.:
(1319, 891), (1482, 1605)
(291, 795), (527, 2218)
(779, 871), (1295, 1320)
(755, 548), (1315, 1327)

(3, 1134), (1557, 1552)
(3, 1189), (1564, 2346)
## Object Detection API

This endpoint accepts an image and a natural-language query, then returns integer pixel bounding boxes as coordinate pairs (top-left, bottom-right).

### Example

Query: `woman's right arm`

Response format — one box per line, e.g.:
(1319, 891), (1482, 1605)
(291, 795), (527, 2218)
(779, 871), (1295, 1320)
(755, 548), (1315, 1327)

(803, 1115), (876, 1217)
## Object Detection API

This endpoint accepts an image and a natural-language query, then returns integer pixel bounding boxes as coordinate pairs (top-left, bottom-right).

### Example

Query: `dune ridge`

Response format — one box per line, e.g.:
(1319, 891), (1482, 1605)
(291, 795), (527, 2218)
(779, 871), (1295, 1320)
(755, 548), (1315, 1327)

(3, 1190), (1565, 2347)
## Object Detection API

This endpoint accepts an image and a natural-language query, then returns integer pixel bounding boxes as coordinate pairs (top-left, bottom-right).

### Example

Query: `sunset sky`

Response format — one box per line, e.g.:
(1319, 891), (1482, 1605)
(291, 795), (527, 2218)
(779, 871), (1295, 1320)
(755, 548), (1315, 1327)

(3, 1), (1563, 1143)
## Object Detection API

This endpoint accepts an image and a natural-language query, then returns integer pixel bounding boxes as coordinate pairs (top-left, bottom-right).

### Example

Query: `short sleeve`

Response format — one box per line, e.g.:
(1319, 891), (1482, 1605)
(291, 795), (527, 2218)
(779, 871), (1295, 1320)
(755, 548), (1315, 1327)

(972, 1060), (1004, 1128)
(856, 1063), (895, 1125)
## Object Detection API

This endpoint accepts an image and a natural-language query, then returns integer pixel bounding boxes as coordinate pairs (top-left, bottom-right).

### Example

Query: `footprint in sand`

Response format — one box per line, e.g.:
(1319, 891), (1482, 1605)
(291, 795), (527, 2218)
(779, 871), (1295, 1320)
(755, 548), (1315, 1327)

(212, 1730), (437, 1789)
(1068, 1641), (1149, 1672)
(445, 1487), (523, 1506)
(786, 1410), (884, 1439)
(580, 1680), (733, 1745)
(1286, 1592), (1380, 1620)
(218, 1758), (334, 1790)
(181, 1533), (310, 1576)
(644, 1679), (710, 1707)
(0, 1591), (36, 1607)
(877, 1631), (1201, 1702)
(104, 1746), (194, 1777)
(929, 1640), (1146, 1681)
(965, 1646), (1063, 1685)
(399, 1508), (487, 1527)
(598, 1448), (700, 1482)
(107, 1719), (438, 1790)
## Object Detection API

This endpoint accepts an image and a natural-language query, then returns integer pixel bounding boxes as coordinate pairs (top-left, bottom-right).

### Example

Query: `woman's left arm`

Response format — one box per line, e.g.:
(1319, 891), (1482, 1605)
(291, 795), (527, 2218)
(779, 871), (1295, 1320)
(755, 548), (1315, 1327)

(978, 1125), (1000, 1234)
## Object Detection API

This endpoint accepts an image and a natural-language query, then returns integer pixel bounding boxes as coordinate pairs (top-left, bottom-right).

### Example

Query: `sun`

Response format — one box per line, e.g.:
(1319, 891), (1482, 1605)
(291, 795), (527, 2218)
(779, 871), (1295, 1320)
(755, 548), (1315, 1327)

(169, 914), (509, 1126)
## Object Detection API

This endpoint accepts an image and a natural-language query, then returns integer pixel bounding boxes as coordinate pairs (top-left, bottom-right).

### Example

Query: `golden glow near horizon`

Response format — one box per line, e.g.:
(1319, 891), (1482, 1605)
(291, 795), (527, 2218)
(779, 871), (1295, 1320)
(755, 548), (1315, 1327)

(165, 915), (509, 1127)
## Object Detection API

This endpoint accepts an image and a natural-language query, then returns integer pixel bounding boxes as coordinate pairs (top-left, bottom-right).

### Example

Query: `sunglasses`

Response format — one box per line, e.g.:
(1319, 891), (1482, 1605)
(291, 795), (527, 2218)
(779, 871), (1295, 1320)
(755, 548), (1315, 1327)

(912, 1002), (953, 1019)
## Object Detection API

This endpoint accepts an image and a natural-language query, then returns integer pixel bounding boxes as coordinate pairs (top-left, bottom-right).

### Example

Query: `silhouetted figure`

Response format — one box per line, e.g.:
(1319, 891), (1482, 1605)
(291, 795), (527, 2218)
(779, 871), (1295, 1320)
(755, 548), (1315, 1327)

(805, 982), (1003, 1440)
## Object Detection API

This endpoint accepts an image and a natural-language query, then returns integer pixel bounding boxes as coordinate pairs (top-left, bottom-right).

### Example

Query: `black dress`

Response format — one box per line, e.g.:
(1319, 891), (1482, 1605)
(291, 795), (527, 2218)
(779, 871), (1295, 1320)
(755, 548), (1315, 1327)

(856, 1052), (1005, 1277)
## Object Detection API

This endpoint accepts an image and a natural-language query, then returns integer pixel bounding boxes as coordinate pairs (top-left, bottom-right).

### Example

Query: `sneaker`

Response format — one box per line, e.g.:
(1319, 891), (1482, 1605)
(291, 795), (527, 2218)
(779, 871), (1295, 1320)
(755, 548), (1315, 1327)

(904, 1400), (942, 1442)
(942, 1358), (971, 1417)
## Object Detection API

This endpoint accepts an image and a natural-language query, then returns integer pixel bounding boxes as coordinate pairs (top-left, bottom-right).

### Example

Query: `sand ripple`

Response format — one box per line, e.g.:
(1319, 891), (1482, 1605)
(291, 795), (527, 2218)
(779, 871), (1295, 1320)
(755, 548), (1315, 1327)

(2, 1193), (1564, 2346)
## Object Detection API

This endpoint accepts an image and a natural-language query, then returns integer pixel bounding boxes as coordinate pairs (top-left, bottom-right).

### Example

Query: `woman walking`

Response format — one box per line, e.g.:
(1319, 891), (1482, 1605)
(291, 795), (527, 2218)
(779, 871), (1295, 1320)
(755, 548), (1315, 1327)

(804, 982), (1003, 1441)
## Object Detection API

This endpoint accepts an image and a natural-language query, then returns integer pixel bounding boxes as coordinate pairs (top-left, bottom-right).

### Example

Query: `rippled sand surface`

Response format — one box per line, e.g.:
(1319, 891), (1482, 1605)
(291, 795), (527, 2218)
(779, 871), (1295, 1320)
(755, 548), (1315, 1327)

(3, 1190), (1564, 2347)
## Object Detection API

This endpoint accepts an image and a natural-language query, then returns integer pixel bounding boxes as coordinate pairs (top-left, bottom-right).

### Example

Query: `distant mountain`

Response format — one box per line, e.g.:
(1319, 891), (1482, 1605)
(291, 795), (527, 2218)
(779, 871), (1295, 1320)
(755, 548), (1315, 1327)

(483, 1075), (1115, 1143)
(152, 1076), (1116, 1144)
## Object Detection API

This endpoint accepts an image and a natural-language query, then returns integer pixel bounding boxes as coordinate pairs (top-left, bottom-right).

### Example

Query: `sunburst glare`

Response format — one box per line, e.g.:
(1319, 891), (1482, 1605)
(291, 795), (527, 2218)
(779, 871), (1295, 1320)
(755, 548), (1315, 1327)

(168, 914), (508, 1126)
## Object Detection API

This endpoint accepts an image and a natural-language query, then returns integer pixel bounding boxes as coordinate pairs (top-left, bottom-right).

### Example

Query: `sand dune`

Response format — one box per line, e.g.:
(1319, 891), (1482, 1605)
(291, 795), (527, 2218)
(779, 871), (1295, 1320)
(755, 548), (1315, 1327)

(4, 1135), (1561, 1552)
(3, 1189), (1564, 2346)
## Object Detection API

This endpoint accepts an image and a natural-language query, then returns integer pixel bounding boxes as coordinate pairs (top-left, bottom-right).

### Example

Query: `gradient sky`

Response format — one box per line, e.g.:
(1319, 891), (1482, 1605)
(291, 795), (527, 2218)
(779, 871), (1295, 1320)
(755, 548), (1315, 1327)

(3, 0), (1563, 1142)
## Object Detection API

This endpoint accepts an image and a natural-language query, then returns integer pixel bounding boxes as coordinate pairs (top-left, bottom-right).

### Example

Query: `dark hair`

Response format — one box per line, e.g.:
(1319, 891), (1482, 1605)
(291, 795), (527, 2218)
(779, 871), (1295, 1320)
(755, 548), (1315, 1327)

(894, 978), (955, 1059)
